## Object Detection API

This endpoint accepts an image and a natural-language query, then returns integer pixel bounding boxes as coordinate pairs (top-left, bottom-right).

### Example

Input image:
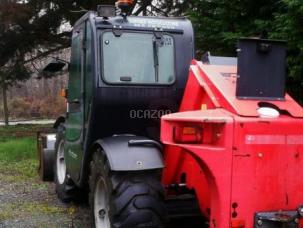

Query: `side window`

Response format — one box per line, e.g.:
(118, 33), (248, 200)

(84, 21), (93, 119)
(68, 32), (81, 105)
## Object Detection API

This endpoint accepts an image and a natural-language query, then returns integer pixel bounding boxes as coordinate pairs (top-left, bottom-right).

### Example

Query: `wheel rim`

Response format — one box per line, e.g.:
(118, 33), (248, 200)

(94, 177), (110, 228)
(56, 140), (66, 184)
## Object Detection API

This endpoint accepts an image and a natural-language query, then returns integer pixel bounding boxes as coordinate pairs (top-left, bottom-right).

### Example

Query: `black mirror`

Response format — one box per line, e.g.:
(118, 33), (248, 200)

(43, 60), (66, 73)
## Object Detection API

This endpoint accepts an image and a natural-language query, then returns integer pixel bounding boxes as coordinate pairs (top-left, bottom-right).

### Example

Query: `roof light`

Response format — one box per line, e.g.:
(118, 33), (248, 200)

(116, 0), (134, 16)
(117, 0), (134, 7)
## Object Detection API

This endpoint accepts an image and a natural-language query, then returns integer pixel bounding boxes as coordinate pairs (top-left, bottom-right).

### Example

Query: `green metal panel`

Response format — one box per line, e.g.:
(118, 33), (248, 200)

(65, 33), (82, 142)
(65, 113), (82, 141)
(84, 21), (93, 121)
(64, 29), (84, 180)
(65, 21), (94, 182)
(68, 35), (82, 102)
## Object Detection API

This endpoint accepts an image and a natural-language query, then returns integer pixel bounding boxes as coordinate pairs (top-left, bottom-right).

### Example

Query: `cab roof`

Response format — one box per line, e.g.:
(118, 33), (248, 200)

(74, 11), (192, 34)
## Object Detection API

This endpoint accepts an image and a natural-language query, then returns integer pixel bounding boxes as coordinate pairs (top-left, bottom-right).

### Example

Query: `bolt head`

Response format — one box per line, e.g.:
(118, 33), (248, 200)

(98, 209), (106, 218)
(136, 161), (143, 166)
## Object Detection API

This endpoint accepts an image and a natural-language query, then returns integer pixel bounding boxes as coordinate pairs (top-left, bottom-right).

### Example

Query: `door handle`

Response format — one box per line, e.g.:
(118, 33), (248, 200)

(70, 99), (80, 104)
(128, 139), (163, 151)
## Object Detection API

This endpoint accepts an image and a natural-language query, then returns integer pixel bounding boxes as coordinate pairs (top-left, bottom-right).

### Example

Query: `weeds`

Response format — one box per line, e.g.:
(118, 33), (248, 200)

(0, 202), (70, 221)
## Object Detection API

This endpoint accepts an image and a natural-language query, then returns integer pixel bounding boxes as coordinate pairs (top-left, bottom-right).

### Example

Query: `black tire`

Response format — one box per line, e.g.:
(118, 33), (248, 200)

(89, 149), (167, 228)
(54, 123), (77, 203)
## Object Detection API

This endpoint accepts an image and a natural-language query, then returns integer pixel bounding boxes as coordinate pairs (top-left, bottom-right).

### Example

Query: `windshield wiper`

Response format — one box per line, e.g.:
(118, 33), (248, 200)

(153, 38), (159, 83)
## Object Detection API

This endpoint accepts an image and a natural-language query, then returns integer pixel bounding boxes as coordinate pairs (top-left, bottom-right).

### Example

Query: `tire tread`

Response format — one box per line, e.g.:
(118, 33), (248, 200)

(89, 150), (166, 228)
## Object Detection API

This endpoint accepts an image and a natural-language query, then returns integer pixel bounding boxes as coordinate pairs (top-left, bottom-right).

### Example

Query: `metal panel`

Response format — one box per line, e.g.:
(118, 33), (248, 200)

(236, 38), (286, 100)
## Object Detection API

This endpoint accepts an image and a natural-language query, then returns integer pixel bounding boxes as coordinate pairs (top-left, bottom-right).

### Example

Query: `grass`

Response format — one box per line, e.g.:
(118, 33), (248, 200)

(0, 124), (81, 227)
(0, 137), (36, 161)
(0, 124), (52, 181)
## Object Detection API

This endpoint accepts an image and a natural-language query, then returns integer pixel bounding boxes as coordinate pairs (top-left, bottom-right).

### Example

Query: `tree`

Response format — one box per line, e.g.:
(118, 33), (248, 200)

(0, 0), (190, 125)
(189, 0), (279, 55)
(271, 0), (303, 101)
(0, 1), (33, 125)
(189, 0), (303, 102)
(0, 0), (70, 125)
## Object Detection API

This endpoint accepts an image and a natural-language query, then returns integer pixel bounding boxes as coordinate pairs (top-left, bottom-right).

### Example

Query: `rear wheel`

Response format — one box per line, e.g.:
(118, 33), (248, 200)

(54, 123), (77, 203)
(89, 149), (167, 228)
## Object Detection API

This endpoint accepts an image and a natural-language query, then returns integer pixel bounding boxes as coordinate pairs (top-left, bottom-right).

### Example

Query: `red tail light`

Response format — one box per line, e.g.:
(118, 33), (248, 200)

(173, 125), (203, 144)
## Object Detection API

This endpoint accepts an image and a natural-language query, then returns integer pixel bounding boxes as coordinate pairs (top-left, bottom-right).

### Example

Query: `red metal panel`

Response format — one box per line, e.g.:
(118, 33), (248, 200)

(193, 60), (303, 118)
(161, 60), (303, 227)
(231, 116), (303, 227)
(161, 109), (235, 227)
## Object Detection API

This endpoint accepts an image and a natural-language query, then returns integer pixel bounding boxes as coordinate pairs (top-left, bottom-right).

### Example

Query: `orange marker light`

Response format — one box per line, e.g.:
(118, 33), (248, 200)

(201, 104), (208, 110)
(60, 88), (67, 98)
(173, 125), (203, 144)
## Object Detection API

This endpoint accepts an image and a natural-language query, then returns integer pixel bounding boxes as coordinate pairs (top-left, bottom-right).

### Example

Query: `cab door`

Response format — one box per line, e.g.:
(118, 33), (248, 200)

(64, 26), (84, 180)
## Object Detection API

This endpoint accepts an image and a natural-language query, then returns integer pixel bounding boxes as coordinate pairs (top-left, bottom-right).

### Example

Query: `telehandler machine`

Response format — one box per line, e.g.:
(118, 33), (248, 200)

(38, 1), (303, 228)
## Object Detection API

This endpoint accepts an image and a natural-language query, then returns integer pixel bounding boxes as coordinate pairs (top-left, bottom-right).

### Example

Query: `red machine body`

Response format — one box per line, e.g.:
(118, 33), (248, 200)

(161, 60), (303, 227)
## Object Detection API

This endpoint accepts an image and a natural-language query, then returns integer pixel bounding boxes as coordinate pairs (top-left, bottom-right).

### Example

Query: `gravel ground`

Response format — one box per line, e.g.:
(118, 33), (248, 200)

(0, 170), (206, 228)
(0, 124), (207, 227)
(0, 173), (91, 228)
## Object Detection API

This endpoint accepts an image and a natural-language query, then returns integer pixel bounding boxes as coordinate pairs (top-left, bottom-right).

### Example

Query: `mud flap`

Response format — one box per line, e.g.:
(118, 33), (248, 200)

(37, 132), (56, 181)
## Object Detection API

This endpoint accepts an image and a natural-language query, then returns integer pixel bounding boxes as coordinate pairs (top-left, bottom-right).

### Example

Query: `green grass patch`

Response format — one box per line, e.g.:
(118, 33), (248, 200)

(0, 137), (36, 162)
(0, 136), (39, 181)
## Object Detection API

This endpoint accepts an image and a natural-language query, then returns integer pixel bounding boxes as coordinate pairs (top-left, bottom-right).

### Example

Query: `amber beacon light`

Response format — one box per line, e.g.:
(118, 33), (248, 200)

(117, 0), (134, 6)
(116, 0), (134, 15)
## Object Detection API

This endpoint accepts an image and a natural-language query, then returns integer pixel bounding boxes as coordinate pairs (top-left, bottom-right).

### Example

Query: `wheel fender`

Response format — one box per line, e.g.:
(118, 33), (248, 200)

(53, 115), (66, 129)
(93, 136), (164, 171)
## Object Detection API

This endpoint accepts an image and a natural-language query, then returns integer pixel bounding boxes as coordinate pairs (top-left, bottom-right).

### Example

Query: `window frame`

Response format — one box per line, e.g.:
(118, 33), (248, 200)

(99, 30), (177, 86)
(68, 30), (83, 113)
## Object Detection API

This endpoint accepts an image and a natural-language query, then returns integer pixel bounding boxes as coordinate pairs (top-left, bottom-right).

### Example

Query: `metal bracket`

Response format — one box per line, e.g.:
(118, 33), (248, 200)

(254, 211), (299, 227)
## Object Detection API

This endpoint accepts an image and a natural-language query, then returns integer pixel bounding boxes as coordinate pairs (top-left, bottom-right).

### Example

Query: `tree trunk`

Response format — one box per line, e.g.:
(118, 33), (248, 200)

(2, 83), (9, 126)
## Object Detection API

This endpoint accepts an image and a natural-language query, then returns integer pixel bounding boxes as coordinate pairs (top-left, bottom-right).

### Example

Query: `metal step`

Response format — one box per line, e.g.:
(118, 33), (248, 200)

(165, 194), (202, 219)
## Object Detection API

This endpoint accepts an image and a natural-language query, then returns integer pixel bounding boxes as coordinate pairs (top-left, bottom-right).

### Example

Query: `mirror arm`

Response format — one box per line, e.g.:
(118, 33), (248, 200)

(52, 57), (70, 66)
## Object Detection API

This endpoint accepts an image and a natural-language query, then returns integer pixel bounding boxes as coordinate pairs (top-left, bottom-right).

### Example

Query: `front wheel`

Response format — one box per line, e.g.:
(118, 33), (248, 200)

(89, 149), (167, 228)
(54, 123), (77, 202)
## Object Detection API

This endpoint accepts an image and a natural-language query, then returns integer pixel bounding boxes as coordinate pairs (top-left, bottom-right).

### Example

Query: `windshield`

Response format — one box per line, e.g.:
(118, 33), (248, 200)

(102, 31), (175, 85)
